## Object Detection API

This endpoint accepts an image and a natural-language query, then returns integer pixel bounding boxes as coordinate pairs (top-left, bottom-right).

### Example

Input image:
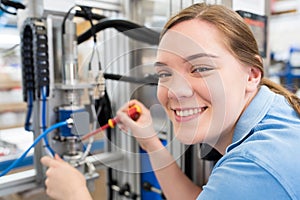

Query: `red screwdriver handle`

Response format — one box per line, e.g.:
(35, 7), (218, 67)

(108, 104), (142, 128)
(127, 104), (142, 121)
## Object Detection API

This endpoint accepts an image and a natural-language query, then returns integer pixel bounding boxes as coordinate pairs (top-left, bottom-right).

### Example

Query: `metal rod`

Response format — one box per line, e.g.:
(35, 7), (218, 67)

(0, 169), (38, 196)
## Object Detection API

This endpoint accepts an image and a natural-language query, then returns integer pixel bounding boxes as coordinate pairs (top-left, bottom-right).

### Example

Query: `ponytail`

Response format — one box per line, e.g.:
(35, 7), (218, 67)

(260, 78), (300, 116)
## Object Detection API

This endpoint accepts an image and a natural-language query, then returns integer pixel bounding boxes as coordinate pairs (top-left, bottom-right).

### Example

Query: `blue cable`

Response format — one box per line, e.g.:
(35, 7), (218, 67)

(0, 120), (68, 177)
(24, 90), (33, 131)
(41, 87), (47, 131)
(41, 86), (55, 157)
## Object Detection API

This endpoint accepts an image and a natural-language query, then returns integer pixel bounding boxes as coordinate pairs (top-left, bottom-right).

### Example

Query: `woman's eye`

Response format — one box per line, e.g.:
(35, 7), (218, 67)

(157, 72), (172, 79)
(191, 66), (213, 73)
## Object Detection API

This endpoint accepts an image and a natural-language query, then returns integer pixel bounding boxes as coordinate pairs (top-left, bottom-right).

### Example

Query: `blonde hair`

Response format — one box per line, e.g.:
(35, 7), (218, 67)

(161, 3), (300, 115)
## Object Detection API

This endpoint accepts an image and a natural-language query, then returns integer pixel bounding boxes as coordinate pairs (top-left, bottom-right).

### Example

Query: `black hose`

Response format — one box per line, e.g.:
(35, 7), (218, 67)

(75, 10), (106, 21)
(103, 73), (158, 86)
(0, 0), (25, 15)
(1, 0), (25, 9)
(77, 19), (160, 45)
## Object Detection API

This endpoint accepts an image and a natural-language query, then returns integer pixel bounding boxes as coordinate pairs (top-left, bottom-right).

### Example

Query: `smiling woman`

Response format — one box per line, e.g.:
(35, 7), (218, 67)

(40, 3), (300, 200)
(121, 3), (300, 199)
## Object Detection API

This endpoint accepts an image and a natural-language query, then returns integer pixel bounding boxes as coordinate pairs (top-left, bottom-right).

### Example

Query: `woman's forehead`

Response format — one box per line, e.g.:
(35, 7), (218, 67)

(158, 20), (224, 59)
(158, 31), (204, 58)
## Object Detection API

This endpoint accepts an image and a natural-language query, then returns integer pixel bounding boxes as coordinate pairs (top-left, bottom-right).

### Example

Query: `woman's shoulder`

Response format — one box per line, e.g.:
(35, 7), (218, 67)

(215, 127), (300, 199)
(200, 147), (295, 199)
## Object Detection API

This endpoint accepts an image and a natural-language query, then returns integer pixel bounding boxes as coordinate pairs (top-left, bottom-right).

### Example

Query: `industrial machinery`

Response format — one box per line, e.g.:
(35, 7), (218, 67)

(0, 1), (166, 199)
(0, 0), (270, 199)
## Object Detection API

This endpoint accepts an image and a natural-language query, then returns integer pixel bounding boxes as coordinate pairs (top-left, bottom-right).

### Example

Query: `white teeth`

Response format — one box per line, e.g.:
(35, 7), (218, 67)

(183, 110), (189, 116)
(175, 108), (203, 117)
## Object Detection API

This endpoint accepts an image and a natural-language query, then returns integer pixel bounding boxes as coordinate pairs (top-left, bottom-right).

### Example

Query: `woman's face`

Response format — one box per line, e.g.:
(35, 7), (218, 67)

(155, 19), (257, 152)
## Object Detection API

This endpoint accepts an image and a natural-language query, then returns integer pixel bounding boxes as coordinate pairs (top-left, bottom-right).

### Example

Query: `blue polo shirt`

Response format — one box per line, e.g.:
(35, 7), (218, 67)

(197, 86), (300, 200)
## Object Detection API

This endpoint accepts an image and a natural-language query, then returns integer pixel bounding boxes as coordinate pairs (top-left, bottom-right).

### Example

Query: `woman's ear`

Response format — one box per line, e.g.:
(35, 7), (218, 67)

(246, 54), (263, 92)
(246, 66), (262, 92)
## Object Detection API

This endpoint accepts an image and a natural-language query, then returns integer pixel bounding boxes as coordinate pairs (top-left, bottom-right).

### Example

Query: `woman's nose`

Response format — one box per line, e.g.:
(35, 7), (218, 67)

(167, 75), (194, 99)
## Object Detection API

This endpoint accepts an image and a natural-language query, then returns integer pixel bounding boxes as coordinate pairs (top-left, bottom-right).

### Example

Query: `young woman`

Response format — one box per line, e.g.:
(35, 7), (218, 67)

(41, 3), (300, 200)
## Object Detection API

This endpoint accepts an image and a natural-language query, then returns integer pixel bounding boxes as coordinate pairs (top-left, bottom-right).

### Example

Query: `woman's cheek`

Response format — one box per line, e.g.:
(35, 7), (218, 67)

(157, 84), (168, 106)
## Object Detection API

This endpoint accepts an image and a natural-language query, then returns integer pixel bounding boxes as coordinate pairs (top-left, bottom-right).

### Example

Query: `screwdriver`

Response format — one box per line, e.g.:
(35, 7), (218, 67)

(81, 105), (142, 141)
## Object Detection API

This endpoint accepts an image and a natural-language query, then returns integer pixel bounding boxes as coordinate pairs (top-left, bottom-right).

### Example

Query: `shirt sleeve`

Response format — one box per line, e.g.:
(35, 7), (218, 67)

(197, 155), (290, 200)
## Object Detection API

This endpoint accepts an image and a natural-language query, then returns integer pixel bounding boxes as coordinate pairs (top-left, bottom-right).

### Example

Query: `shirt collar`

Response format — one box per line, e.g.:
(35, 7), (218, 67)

(226, 85), (275, 153)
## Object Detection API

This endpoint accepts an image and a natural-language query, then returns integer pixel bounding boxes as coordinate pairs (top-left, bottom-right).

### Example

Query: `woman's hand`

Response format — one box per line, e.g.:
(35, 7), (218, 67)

(40, 154), (92, 200)
(116, 99), (163, 152)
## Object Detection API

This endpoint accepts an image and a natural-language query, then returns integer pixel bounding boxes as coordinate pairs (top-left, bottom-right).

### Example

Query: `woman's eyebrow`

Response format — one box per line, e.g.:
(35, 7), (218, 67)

(184, 53), (218, 63)
(154, 53), (218, 67)
(154, 62), (167, 67)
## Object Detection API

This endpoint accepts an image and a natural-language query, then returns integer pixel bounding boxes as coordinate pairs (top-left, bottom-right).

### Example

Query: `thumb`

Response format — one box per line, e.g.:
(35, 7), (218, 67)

(54, 154), (64, 162)
(41, 156), (57, 167)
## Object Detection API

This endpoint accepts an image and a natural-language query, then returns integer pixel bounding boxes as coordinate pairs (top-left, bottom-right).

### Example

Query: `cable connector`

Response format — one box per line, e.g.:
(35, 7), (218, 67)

(88, 70), (105, 99)
(96, 70), (105, 98)
(66, 118), (74, 128)
(88, 70), (95, 84)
